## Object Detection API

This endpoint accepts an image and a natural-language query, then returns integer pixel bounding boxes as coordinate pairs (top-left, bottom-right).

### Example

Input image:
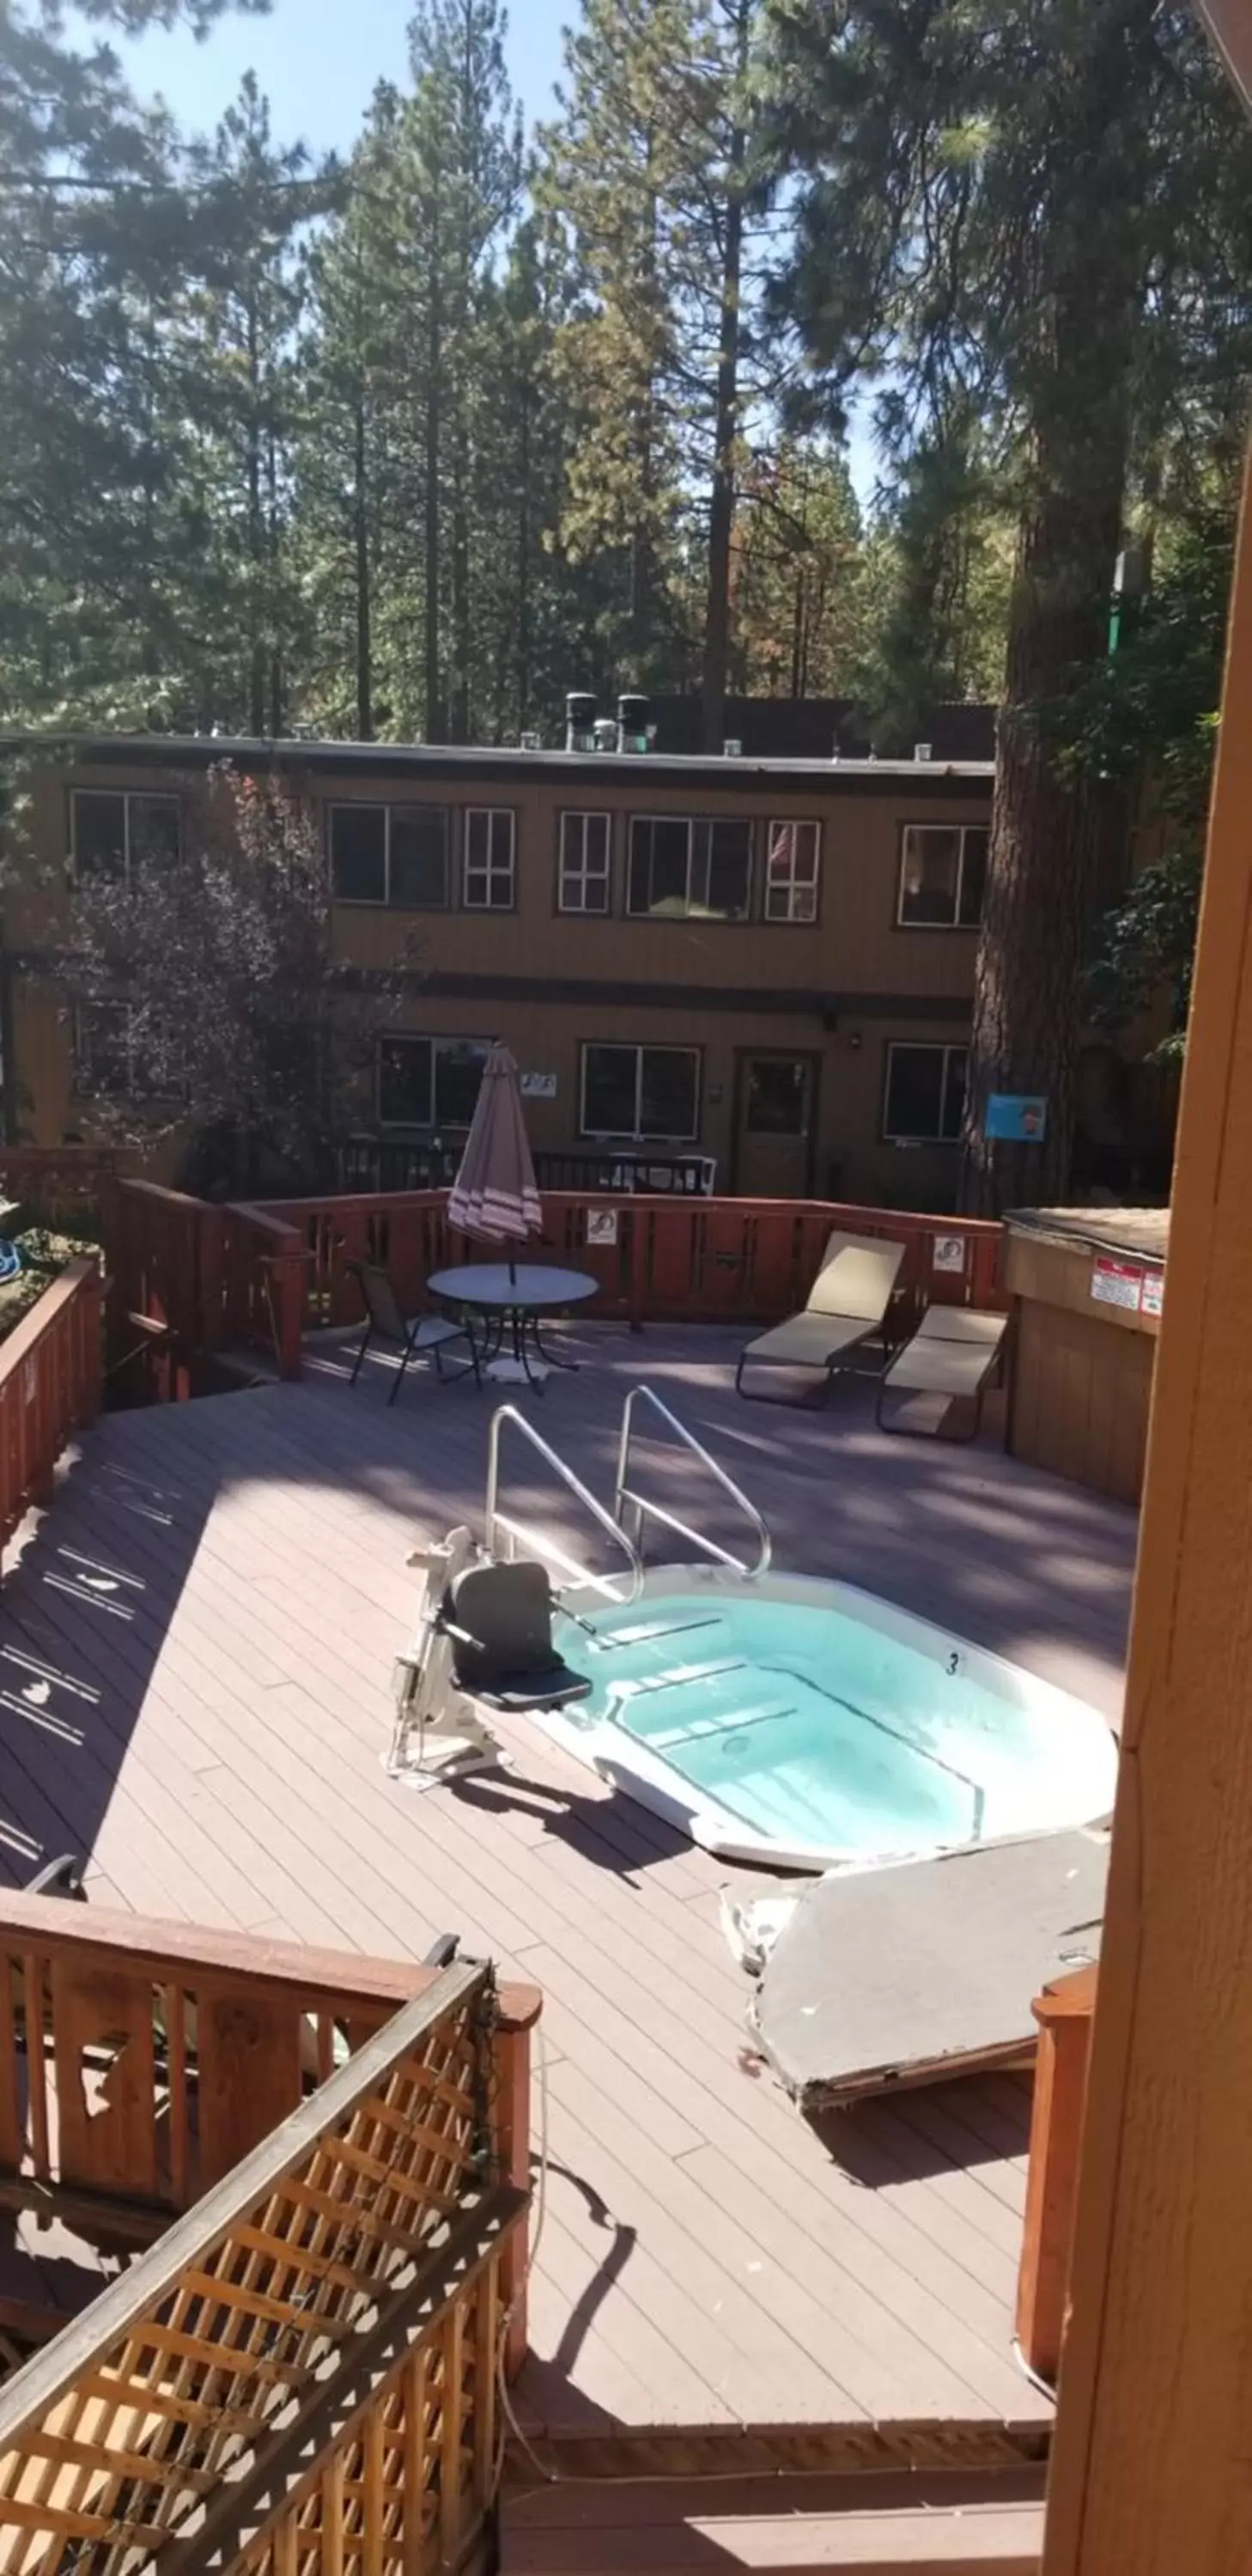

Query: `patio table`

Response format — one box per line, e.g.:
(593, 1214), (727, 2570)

(426, 1261), (599, 1389)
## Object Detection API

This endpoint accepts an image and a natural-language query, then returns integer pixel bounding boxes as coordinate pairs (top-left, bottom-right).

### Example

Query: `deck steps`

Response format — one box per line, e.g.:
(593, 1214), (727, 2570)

(501, 2467), (1046, 2573)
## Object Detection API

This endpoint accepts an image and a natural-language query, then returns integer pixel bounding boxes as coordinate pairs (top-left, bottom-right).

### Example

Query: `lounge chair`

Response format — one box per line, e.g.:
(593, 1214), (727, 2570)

(735, 1230), (906, 1405)
(347, 1258), (481, 1402)
(876, 1303), (1008, 1440)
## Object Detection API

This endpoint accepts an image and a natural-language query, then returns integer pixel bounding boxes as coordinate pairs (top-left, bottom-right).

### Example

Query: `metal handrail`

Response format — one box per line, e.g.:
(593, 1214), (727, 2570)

(614, 1384), (772, 1579)
(485, 1405), (643, 1602)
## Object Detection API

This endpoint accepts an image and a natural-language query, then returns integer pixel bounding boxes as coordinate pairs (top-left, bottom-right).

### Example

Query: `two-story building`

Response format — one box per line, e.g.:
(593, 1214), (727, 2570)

(3, 732), (999, 1206)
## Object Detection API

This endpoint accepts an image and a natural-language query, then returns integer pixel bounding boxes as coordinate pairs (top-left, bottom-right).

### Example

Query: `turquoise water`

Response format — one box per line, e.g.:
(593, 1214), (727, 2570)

(555, 1591), (1112, 1856)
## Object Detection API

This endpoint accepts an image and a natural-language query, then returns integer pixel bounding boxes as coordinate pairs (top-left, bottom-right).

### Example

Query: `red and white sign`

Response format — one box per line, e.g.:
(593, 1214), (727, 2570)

(1140, 1267), (1164, 1317)
(1091, 1255), (1144, 1311)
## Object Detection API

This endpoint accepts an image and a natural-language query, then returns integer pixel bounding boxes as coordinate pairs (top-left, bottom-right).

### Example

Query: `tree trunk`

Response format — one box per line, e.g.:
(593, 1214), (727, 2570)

(353, 395), (373, 740)
(701, 21), (749, 753)
(246, 293), (265, 737)
(958, 0), (1157, 1215)
(423, 198), (444, 744)
(451, 422), (471, 742)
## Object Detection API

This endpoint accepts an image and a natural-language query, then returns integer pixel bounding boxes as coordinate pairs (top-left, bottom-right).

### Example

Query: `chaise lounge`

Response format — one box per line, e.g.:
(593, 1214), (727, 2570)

(876, 1303), (1009, 1440)
(734, 1229), (906, 1405)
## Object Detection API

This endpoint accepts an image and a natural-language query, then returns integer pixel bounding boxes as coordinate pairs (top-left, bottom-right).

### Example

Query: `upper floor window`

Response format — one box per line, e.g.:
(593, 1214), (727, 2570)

(330, 802), (449, 908)
(464, 809), (516, 909)
(377, 1034), (492, 1127)
(627, 816), (751, 920)
(883, 1042), (967, 1143)
(558, 811), (611, 914)
(764, 821), (821, 922)
(72, 789), (179, 883)
(580, 1041), (700, 1141)
(897, 823), (988, 927)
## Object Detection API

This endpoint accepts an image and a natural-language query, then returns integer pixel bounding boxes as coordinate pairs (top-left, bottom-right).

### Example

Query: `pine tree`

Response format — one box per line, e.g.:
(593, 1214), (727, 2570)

(769, 0), (1252, 1210)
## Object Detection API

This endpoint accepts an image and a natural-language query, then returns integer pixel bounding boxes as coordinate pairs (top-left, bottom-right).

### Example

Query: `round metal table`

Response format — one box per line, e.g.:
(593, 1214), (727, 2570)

(426, 1263), (600, 1389)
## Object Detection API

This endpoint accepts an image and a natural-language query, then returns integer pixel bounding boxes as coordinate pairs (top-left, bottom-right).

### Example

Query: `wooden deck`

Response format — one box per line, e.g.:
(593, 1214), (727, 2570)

(0, 1320), (1135, 2451)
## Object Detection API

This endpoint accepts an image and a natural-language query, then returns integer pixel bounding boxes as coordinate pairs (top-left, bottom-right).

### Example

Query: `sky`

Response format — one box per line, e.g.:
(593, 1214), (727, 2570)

(98, 0), (570, 153)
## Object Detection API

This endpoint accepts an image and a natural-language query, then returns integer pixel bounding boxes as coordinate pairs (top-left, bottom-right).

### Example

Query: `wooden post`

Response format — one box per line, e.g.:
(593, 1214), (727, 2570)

(1042, 446), (1252, 2573)
(495, 2022), (533, 2381)
(1016, 1965), (1096, 2385)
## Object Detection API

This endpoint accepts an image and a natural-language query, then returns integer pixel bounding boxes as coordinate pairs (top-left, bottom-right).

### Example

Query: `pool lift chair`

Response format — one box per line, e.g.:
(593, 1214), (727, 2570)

(387, 1526), (595, 1788)
(386, 1397), (769, 1790)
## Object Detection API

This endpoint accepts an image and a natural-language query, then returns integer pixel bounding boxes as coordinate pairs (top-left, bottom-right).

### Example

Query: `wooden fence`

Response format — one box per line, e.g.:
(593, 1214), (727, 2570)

(64, 1167), (1006, 1385)
(0, 1896), (539, 2576)
(0, 1256), (101, 1557)
(1016, 1961), (1097, 2385)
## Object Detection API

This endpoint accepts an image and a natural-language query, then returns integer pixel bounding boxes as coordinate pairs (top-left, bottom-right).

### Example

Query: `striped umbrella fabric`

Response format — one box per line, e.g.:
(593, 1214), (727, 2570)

(447, 1042), (543, 1245)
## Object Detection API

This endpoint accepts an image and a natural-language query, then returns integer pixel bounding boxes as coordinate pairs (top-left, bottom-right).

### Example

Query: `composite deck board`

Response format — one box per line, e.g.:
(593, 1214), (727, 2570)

(0, 1321), (1135, 2438)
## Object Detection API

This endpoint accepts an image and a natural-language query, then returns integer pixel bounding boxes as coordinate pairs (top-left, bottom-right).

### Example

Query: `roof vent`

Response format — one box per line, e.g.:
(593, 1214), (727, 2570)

(617, 694), (650, 755)
(593, 718), (618, 754)
(914, 741), (933, 762)
(723, 737), (743, 758)
(565, 692), (597, 754)
(520, 730), (541, 752)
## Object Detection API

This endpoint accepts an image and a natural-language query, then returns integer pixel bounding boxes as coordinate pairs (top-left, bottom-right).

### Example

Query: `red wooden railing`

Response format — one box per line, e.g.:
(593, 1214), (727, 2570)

(1016, 1960), (1098, 2385)
(246, 1188), (1006, 1346)
(94, 1173), (1005, 1385)
(0, 1146), (120, 1233)
(0, 1255), (102, 1555)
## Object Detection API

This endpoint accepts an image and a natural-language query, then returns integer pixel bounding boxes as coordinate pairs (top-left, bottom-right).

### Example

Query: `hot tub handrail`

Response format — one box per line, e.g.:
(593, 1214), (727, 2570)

(614, 1384), (772, 1579)
(485, 1404), (644, 1602)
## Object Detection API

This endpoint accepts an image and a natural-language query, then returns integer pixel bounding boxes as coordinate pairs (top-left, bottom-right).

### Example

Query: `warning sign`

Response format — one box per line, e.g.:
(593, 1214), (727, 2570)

(932, 1234), (967, 1276)
(1091, 1255), (1144, 1311)
(1140, 1268), (1164, 1317)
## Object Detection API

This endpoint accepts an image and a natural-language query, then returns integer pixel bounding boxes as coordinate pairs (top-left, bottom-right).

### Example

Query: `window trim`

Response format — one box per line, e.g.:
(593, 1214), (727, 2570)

(763, 819), (823, 926)
(375, 1032), (494, 1130)
(70, 787), (181, 885)
(556, 810), (613, 915)
(894, 821), (988, 931)
(625, 813), (754, 924)
(328, 799), (451, 911)
(882, 1041), (969, 1145)
(578, 1039), (702, 1144)
(462, 807), (518, 912)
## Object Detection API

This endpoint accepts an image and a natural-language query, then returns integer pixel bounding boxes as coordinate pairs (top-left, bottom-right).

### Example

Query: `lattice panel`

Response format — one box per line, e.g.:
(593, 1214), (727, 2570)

(0, 1966), (498, 2576)
(238, 2263), (503, 2576)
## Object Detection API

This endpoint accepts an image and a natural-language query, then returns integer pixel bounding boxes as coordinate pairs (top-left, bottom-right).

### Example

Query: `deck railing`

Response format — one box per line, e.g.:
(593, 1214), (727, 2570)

(1016, 1961), (1097, 2385)
(0, 1893), (538, 2574)
(0, 1255), (102, 1558)
(246, 1188), (1006, 1347)
(94, 1170), (1005, 1382)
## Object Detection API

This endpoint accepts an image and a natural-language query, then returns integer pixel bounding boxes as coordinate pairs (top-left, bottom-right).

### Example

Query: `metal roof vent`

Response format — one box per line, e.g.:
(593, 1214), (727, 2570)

(723, 737), (743, 757)
(593, 719), (618, 753)
(565, 692), (597, 754)
(914, 741), (933, 762)
(617, 694), (650, 754)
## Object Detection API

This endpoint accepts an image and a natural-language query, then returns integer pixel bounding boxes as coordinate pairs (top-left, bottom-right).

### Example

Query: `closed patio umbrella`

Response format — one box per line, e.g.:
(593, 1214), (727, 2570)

(447, 1042), (542, 1258)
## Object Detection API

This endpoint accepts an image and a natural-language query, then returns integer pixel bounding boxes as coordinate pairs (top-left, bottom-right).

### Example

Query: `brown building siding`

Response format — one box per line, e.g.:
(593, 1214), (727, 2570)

(3, 739), (994, 1206)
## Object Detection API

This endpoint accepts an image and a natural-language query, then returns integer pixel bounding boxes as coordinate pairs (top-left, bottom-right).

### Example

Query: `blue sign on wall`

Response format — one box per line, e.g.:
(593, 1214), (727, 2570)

(986, 1094), (1048, 1142)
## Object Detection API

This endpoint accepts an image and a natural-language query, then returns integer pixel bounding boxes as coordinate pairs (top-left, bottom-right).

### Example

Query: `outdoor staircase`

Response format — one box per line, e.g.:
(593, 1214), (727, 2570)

(501, 2466), (1047, 2573)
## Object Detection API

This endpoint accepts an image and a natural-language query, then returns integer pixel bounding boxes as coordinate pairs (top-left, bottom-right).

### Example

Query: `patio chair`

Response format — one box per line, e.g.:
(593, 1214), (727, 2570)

(875, 1303), (1009, 1440)
(735, 1230), (906, 1406)
(347, 1258), (481, 1402)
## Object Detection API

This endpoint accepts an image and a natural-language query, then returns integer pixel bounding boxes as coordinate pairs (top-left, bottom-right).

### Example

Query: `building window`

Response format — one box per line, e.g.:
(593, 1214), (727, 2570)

(377, 1035), (492, 1127)
(558, 812), (611, 913)
(884, 1042), (968, 1143)
(627, 816), (751, 920)
(464, 809), (515, 909)
(580, 1042), (700, 1140)
(763, 821), (821, 922)
(75, 1003), (165, 1099)
(71, 789), (179, 883)
(896, 823), (988, 927)
(329, 803), (449, 908)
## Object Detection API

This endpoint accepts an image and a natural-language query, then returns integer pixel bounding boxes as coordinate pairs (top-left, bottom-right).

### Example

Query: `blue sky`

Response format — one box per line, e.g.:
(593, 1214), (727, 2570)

(98, 0), (569, 152)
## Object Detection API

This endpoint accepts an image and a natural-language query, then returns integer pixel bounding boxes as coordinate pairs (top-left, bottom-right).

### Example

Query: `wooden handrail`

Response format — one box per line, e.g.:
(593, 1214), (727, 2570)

(0, 1255), (101, 1554)
(1017, 1962), (1098, 2384)
(0, 1962), (526, 2576)
(0, 1886), (540, 2031)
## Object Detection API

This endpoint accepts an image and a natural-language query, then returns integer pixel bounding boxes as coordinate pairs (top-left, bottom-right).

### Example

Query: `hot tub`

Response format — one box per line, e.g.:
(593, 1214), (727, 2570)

(548, 1564), (1118, 1872)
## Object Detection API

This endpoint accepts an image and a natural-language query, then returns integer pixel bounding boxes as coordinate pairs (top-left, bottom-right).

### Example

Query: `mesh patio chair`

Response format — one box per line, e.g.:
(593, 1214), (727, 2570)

(347, 1258), (481, 1403)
